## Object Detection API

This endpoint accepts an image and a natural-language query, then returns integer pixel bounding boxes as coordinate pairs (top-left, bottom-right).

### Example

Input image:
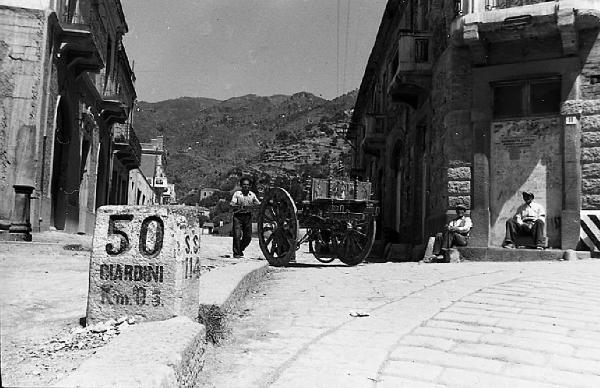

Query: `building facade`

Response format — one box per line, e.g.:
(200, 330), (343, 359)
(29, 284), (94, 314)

(140, 136), (176, 205)
(200, 188), (218, 201)
(127, 168), (155, 206)
(349, 0), (600, 252)
(0, 0), (141, 235)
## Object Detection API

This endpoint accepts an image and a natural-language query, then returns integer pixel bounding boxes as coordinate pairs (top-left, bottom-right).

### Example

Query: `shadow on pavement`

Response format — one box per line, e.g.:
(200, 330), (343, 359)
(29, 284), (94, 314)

(286, 262), (349, 268)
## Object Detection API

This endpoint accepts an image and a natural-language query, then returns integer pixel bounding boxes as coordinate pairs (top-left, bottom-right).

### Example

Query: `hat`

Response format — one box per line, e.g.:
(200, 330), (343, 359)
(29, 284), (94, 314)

(522, 191), (534, 199)
(455, 204), (467, 211)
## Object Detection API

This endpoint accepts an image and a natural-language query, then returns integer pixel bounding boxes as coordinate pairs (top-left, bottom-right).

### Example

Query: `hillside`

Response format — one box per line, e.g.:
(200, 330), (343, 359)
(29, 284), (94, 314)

(134, 91), (357, 200)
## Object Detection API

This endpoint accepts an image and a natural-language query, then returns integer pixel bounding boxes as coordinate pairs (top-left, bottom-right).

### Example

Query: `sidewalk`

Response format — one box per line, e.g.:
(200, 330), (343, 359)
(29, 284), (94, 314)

(198, 252), (600, 387)
(0, 232), (264, 387)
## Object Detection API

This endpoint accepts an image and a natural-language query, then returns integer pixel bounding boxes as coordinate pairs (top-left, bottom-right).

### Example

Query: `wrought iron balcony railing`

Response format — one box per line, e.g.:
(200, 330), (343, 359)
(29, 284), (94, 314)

(455, 0), (554, 15)
(486, 0), (553, 10)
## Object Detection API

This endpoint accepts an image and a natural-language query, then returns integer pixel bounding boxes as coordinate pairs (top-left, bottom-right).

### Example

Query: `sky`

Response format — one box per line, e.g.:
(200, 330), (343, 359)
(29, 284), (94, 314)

(120, 0), (388, 102)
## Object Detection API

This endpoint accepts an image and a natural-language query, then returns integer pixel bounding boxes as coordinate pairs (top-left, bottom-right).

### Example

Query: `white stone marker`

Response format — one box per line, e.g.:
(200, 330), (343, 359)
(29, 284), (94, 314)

(86, 206), (201, 325)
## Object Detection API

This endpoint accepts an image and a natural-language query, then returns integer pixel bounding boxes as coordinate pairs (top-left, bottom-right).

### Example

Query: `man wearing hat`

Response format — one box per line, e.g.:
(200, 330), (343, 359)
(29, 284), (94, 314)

(502, 191), (546, 249)
(426, 204), (473, 261)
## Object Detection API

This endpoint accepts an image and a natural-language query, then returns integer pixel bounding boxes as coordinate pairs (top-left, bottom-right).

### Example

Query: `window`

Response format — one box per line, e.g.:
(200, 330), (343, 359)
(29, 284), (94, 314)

(493, 84), (523, 117)
(530, 79), (561, 115)
(415, 38), (429, 63)
(493, 77), (560, 119)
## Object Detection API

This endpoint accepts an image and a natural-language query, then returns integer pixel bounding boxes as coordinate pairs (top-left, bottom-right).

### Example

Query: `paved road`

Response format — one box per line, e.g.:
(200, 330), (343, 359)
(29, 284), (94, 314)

(199, 249), (600, 388)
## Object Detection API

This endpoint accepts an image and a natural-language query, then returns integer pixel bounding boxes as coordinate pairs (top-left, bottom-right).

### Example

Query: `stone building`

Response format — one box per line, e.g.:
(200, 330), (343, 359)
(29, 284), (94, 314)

(349, 0), (600, 253)
(0, 0), (141, 235)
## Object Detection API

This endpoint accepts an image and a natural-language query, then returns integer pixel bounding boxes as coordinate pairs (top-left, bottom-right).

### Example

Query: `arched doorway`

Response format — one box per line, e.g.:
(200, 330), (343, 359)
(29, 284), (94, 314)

(50, 100), (71, 230)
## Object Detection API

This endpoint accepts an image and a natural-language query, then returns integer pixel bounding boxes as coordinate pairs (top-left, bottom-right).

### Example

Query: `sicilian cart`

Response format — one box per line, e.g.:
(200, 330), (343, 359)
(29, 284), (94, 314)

(256, 177), (378, 266)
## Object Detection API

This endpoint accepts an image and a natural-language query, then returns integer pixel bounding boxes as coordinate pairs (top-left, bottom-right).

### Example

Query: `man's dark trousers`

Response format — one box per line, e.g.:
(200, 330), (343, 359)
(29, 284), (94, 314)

(504, 219), (545, 246)
(432, 231), (468, 255)
(233, 212), (252, 256)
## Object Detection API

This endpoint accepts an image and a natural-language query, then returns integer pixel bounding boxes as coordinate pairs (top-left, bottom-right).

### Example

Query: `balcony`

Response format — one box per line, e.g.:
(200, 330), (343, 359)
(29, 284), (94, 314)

(452, 0), (600, 64)
(388, 33), (433, 108)
(113, 123), (141, 169)
(101, 99), (127, 125)
(361, 116), (387, 156)
(361, 133), (386, 156)
(56, 0), (103, 76)
(101, 79), (128, 125)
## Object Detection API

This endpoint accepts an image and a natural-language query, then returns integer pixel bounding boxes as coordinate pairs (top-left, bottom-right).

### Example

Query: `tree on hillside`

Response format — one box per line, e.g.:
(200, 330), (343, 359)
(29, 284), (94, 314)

(275, 129), (296, 143)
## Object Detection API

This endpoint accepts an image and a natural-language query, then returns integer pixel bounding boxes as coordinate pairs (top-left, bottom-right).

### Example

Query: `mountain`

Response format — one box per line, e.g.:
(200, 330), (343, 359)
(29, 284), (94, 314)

(134, 90), (358, 201)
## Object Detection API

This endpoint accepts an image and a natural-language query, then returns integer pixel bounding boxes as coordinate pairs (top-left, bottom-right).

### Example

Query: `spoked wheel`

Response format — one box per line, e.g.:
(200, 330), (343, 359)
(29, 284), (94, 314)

(332, 215), (376, 266)
(257, 188), (299, 266)
(308, 229), (336, 264)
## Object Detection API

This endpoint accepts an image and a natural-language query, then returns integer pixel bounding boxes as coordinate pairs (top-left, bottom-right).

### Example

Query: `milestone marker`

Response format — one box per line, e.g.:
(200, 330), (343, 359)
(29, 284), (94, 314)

(86, 206), (201, 325)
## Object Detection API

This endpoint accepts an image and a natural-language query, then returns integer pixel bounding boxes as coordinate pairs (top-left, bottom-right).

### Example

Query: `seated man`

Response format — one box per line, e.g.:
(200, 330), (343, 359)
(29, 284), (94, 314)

(502, 191), (546, 250)
(425, 205), (473, 262)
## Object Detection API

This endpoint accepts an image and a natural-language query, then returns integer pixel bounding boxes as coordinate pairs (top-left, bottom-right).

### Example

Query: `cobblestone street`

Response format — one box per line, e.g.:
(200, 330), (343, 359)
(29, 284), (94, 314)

(199, 249), (600, 388)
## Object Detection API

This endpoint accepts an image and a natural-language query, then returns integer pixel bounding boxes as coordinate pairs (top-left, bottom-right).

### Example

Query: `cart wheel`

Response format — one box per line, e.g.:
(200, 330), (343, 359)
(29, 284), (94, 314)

(334, 215), (376, 266)
(258, 188), (299, 266)
(308, 229), (336, 264)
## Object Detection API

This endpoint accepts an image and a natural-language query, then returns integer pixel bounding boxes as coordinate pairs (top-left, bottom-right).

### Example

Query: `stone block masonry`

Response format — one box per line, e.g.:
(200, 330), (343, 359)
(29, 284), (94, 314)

(87, 206), (202, 325)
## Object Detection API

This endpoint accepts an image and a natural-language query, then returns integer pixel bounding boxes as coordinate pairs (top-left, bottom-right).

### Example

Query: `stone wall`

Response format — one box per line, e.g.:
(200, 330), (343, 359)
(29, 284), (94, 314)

(430, 47), (473, 225)
(578, 29), (600, 210)
(0, 6), (45, 220)
(564, 100), (600, 210)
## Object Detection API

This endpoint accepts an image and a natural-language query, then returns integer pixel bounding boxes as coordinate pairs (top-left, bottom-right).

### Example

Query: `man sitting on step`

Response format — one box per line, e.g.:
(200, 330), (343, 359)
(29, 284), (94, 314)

(502, 191), (546, 250)
(424, 205), (473, 262)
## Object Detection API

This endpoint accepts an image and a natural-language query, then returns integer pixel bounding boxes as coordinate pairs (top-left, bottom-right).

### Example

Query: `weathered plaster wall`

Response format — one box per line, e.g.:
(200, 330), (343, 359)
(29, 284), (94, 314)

(490, 118), (563, 247)
(0, 6), (45, 220)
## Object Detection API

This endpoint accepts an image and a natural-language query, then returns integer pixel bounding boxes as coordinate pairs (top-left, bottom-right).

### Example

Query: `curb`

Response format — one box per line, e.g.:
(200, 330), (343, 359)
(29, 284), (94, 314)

(198, 261), (270, 342)
(55, 317), (205, 388)
(57, 260), (270, 387)
(459, 246), (593, 261)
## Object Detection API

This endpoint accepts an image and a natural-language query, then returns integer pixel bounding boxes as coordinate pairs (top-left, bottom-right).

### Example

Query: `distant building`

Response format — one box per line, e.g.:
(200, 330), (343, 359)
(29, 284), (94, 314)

(201, 222), (214, 235)
(349, 0), (600, 251)
(128, 169), (155, 205)
(139, 136), (176, 205)
(0, 0), (140, 234)
(199, 188), (218, 201)
(197, 206), (211, 218)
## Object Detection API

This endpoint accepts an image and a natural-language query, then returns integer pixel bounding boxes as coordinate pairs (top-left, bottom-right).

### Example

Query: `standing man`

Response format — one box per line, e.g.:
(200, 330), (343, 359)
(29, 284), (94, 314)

(230, 177), (260, 258)
(425, 204), (473, 261)
(502, 191), (546, 249)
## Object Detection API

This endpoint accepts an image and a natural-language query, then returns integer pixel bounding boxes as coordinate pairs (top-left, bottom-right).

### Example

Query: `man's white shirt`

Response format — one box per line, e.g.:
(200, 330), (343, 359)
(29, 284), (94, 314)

(515, 202), (546, 223)
(230, 190), (260, 210)
(449, 216), (473, 234)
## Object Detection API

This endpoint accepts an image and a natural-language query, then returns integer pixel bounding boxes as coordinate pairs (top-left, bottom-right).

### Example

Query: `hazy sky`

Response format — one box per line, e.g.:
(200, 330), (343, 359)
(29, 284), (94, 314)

(120, 0), (387, 102)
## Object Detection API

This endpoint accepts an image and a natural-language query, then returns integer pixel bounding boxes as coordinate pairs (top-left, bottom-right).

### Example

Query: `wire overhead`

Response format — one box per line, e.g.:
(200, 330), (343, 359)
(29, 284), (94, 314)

(336, 0), (341, 97)
(343, 0), (352, 95)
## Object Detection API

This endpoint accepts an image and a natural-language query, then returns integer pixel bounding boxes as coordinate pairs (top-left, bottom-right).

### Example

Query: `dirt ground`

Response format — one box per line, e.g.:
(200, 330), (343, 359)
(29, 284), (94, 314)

(0, 232), (263, 387)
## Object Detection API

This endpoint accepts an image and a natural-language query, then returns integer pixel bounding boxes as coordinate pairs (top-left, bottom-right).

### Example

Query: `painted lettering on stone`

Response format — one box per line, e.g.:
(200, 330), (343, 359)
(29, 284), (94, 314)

(99, 284), (162, 307)
(99, 264), (164, 282)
